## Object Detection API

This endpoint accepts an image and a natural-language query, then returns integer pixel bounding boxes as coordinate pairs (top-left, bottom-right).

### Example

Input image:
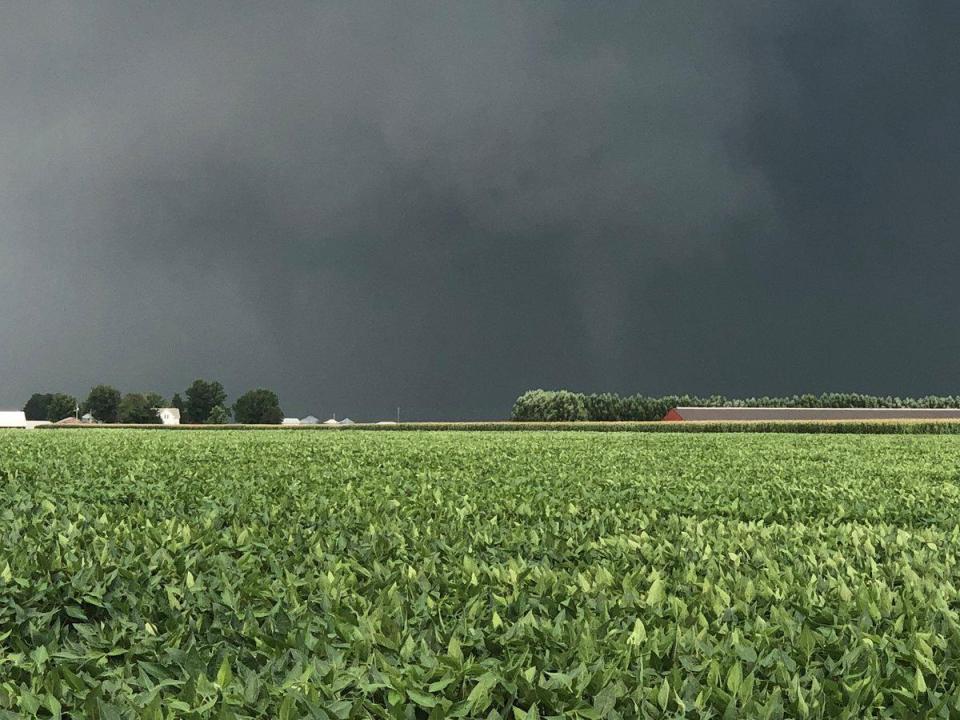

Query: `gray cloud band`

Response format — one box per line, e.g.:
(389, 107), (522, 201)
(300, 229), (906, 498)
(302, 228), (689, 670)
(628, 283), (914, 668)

(2, 2), (958, 419)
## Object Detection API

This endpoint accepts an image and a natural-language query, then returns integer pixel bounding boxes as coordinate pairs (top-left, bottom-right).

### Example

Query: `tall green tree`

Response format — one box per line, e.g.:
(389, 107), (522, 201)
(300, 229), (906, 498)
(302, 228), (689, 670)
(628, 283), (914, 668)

(84, 385), (122, 423)
(146, 393), (169, 425)
(118, 393), (157, 424)
(206, 406), (231, 424)
(233, 389), (283, 424)
(171, 393), (186, 419)
(23, 393), (53, 421)
(46, 394), (78, 422)
(511, 390), (587, 422)
(185, 379), (227, 424)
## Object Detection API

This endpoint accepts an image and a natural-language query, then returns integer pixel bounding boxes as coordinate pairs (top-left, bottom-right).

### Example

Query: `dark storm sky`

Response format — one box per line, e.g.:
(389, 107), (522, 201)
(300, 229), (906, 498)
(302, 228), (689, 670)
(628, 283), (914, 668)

(2, 2), (959, 420)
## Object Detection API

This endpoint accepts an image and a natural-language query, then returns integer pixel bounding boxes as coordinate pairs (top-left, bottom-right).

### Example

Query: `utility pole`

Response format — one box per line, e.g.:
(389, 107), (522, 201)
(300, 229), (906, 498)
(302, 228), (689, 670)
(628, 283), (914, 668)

(397, 406), (400, 423)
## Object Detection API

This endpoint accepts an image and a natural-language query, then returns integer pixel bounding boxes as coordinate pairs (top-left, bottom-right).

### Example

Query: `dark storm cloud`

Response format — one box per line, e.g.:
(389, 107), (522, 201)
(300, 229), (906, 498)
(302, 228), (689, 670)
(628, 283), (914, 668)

(2, 2), (958, 419)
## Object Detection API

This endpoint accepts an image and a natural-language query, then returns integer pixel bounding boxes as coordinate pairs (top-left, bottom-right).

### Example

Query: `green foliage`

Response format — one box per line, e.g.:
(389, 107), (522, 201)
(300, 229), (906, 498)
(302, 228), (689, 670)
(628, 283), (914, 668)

(22, 394), (52, 421)
(171, 392), (186, 416)
(185, 379), (227, 424)
(170, 393), (187, 426)
(3, 430), (960, 716)
(206, 406), (231, 424)
(233, 389), (283, 424)
(25, 393), (79, 422)
(513, 390), (960, 421)
(118, 393), (162, 424)
(83, 385), (122, 423)
(511, 389), (588, 421)
(45, 393), (78, 422)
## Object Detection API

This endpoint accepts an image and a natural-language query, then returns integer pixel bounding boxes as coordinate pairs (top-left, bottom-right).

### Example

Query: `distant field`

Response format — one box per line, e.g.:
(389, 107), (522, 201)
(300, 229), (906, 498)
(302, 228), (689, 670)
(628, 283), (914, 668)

(3, 430), (960, 717)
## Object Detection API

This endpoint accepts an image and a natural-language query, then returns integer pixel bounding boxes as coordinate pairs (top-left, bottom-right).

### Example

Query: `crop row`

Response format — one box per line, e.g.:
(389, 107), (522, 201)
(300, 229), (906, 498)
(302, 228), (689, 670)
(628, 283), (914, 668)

(39, 420), (960, 433)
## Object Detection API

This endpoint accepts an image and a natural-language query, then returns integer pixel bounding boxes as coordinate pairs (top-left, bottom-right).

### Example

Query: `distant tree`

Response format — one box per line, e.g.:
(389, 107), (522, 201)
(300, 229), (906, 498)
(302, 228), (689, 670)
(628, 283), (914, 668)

(185, 379), (227, 424)
(584, 392), (623, 421)
(118, 393), (157, 424)
(145, 392), (163, 407)
(84, 385), (122, 423)
(511, 389), (587, 422)
(144, 392), (165, 419)
(511, 390), (546, 421)
(171, 393), (186, 420)
(46, 394), (78, 422)
(233, 389), (283, 424)
(23, 393), (53, 421)
(206, 406), (231, 424)
(542, 390), (587, 421)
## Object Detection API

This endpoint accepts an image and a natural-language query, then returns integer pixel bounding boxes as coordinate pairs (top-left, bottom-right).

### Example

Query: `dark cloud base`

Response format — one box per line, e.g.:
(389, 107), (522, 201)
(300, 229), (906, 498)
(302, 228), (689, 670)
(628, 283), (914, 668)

(1, 2), (958, 419)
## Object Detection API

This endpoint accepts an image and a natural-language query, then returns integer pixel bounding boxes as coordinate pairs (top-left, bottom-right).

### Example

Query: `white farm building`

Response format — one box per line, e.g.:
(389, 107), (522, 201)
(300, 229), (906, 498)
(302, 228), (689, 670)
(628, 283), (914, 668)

(0, 411), (28, 428)
(156, 408), (181, 425)
(663, 407), (960, 421)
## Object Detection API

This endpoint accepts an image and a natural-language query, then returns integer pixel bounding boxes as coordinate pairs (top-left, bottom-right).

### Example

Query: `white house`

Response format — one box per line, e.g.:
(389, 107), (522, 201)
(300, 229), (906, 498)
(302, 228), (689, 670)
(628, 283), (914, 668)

(156, 408), (181, 425)
(281, 417), (301, 425)
(0, 411), (28, 428)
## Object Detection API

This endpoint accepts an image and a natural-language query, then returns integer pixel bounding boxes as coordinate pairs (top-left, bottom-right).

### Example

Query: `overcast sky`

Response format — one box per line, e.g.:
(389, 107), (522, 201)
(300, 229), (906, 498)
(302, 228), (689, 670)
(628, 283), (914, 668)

(2, 2), (959, 419)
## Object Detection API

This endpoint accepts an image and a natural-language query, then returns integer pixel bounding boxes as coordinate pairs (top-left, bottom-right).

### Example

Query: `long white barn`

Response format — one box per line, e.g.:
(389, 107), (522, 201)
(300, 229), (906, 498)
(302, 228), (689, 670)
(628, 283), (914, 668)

(0, 411), (28, 428)
(664, 407), (960, 421)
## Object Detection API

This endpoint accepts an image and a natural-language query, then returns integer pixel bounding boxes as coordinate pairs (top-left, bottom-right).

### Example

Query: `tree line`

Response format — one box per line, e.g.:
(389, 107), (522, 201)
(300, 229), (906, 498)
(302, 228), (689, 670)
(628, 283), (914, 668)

(23, 380), (285, 424)
(511, 389), (960, 422)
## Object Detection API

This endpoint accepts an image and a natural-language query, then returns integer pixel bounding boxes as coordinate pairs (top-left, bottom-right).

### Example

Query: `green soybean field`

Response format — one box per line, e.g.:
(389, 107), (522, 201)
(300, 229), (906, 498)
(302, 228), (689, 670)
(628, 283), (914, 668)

(2, 430), (960, 719)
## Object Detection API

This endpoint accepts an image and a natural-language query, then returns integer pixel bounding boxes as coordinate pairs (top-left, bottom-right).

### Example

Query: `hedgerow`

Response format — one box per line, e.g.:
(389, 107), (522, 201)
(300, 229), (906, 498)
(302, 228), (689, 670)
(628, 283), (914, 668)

(3, 430), (960, 717)
(512, 389), (960, 421)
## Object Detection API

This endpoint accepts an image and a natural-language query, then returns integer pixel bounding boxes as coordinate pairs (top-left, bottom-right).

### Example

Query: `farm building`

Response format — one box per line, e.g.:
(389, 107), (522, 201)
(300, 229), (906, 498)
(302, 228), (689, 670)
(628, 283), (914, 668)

(663, 407), (960, 421)
(156, 408), (180, 425)
(0, 411), (28, 428)
(301, 415), (319, 425)
(281, 418), (301, 425)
